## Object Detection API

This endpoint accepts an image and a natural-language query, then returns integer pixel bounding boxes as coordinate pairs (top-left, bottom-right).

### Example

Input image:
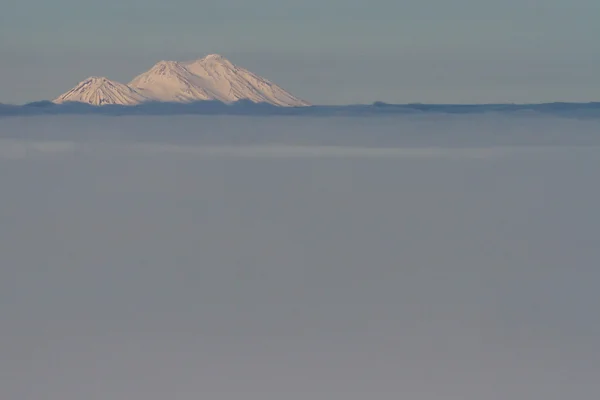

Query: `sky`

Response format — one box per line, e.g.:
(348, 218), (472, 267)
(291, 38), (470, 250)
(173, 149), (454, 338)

(1, 0), (600, 104)
(1, 114), (600, 400)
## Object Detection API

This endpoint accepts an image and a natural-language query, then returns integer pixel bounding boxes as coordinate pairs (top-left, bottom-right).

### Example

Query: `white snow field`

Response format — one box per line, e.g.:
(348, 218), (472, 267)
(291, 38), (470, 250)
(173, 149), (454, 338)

(54, 54), (310, 107)
(0, 114), (599, 400)
(53, 76), (150, 105)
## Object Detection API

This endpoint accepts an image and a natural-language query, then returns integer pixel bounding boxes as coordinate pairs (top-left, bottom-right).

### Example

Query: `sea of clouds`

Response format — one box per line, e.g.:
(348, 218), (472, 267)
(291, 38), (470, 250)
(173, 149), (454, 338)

(1, 114), (599, 400)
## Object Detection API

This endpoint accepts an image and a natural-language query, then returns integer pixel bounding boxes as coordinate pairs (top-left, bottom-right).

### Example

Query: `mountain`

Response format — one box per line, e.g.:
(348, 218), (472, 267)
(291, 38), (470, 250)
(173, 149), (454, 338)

(181, 54), (309, 106)
(53, 55), (309, 107)
(54, 76), (149, 105)
(127, 60), (222, 103)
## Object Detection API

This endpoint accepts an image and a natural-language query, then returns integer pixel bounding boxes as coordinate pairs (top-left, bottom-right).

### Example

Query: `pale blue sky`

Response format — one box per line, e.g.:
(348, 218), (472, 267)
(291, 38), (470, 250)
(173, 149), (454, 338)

(1, 0), (599, 104)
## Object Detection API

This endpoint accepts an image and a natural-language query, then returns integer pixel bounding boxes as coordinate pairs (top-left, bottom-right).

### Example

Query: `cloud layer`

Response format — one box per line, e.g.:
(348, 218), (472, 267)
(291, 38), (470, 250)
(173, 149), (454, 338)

(1, 114), (599, 400)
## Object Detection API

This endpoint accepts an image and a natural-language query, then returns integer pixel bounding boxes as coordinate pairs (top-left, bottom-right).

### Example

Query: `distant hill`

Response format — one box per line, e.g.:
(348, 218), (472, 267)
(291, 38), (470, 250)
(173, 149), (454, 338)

(2, 100), (600, 118)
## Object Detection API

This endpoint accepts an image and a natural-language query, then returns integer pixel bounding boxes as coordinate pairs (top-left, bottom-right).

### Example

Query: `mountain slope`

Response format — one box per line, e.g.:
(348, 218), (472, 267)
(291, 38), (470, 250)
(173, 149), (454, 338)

(181, 54), (310, 106)
(128, 54), (309, 106)
(127, 61), (220, 103)
(53, 77), (148, 105)
(53, 54), (309, 107)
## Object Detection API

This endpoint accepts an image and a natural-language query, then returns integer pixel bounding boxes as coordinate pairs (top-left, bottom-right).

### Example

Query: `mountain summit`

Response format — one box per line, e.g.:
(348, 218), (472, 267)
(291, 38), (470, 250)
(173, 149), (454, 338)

(54, 54), (309, 107)
(53, 76), (149, 106)
(127, 60), (215, 103)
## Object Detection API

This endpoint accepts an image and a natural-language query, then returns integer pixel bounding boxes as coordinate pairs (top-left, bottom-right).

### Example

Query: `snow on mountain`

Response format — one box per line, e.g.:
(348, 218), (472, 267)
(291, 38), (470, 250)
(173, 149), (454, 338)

(127, 60), (220, 103)
(53, 77), (149, 106)
(181, 54), (310, 106)
(53, 55), (310, 107)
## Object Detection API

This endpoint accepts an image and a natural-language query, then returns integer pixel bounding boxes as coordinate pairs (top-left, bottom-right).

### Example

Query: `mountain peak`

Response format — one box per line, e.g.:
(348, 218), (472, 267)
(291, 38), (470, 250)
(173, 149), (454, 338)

(86, 76), (109, 82)
(54, 53), (310, 107)
(192, 53), (235, 68)
(77, 76), (115, 87)
(147, 60), (188, 74)
(53, 76), (147, 106)
(202, 54), (227, 61)
(128, 60), (216, 103)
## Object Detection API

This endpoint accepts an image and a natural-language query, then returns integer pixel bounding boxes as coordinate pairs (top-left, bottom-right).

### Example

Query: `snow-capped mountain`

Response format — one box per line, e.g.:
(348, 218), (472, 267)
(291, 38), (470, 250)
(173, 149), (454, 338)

(181, 54), (309, 106)
(53, 54), (309, 107)
(127, 60), (221, 103)
(53, 77), (149, 106)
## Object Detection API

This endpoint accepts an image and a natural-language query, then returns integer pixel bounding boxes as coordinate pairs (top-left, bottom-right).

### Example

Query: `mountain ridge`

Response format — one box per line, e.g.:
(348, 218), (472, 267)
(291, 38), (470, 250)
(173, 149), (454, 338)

(53, 54), (309, 107)
(54, 76), (150, 106)
(7, 100), (600, 118)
